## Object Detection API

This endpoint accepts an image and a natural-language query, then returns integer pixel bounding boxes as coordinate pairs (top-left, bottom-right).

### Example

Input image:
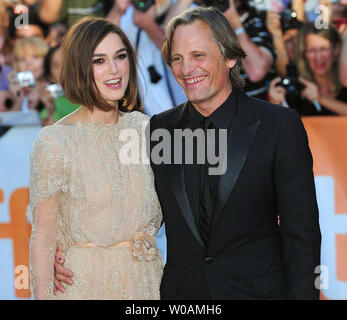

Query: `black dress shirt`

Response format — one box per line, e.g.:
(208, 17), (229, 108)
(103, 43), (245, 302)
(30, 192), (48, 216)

(183, 90), (238, 234)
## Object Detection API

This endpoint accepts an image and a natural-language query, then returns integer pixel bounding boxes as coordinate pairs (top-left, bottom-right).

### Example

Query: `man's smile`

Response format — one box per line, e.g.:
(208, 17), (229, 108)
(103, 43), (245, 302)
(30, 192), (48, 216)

(184, 75), (207, 87)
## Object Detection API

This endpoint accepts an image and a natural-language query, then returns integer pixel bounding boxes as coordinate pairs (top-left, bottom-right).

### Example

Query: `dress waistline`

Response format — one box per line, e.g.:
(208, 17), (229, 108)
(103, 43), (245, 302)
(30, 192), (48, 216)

(72, 224), (159, 262)
(73, 240), (133, 249)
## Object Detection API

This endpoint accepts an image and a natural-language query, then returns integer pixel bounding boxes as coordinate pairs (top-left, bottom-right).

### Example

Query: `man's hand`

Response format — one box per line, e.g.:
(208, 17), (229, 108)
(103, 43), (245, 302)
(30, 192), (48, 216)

(53, 247), (73, 295)
(224, 0), (242, 30)
(224, 0), (273, 82)
(268, 77), (286, 106)
(107, 0), (131, 26)
(133, 6), (165, 50)
(115, 0), (132, 16)
(133, 5), (157, 32)
(266, 11), (283, 37)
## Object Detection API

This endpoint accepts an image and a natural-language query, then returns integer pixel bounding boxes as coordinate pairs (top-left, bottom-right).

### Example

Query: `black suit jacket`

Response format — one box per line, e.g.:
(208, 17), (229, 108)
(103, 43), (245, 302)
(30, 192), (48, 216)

(149, 88), (321, 299)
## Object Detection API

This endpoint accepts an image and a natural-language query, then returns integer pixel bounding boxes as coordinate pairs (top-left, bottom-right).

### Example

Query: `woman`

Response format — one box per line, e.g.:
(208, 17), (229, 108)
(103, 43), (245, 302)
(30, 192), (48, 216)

(8, 36), (50, 113)
(296, 22), (347, 115)
(28, 17), (163, 300)
(269, 22), (347, 115)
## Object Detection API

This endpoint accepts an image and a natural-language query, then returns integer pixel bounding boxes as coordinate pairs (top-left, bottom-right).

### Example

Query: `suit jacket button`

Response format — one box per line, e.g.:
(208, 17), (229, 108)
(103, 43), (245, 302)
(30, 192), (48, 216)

(205, 257), (214, 264)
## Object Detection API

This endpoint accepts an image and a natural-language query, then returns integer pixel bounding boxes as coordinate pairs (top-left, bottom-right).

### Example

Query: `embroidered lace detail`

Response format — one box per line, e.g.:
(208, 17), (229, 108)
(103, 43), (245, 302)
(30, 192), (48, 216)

(133, 225), (158, 261)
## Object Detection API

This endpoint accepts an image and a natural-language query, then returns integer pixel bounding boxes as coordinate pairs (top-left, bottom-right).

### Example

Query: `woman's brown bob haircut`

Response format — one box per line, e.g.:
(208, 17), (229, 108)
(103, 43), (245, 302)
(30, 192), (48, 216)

(162, 7), (247, 88)
(60, 17), (140, 112)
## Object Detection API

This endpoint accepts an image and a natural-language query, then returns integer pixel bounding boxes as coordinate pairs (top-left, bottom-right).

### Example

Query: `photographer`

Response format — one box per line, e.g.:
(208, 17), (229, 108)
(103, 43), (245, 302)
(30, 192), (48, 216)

(269, 22), (347, 115)
(7, 37), (51, 114)
(40, 45), (79, 126)
(266, 9), (301, 77)
(214, 0), (274, 83)
(107, 0), (186, 116)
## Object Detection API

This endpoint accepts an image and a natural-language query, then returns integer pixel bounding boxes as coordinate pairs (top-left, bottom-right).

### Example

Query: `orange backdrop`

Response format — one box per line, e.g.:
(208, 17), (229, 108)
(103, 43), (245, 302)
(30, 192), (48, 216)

(302, 116), (347, 300)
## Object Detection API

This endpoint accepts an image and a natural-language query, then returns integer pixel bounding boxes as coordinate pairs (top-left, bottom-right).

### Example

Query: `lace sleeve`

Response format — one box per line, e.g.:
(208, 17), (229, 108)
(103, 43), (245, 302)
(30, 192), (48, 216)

(28, 127), (65, 299)
(152, 200), (163, 231)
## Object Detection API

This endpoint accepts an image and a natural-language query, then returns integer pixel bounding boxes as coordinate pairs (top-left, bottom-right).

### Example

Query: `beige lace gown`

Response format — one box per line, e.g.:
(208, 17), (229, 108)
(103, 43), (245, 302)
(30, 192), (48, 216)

(28, 111), (163, 300)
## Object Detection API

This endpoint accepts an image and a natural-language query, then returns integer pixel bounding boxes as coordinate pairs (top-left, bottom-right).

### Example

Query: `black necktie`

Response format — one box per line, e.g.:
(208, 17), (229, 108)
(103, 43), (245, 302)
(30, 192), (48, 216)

(199, 118), (215, 245)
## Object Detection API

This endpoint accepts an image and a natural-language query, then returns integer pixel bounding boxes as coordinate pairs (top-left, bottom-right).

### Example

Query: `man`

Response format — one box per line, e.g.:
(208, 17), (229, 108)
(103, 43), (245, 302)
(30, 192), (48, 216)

(152, 7), (321, 299)
(54, 7), (321, 299)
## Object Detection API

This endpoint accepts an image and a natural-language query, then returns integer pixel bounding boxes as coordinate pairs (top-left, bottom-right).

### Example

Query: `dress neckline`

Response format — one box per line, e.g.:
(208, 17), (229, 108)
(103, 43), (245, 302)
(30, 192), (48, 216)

(54, 111), (126, 128)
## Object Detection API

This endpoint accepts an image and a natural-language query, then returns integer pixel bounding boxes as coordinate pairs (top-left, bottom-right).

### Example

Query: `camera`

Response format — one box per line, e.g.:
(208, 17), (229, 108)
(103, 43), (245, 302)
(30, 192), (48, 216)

(198, 0), (229, 12)
(16, 71), (35, 88)
(130, 0), (171, 23)
(279, 9), (302, 32)
(235, 2), (302, 32)
(275, 63), (305, 108)
(46, 83), (64, 99)
(131, 0), (153, 12)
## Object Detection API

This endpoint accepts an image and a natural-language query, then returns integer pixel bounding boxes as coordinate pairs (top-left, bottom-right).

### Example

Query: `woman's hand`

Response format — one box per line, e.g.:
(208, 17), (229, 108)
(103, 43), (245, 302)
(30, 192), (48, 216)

(7, 71), (24, 110)
(300, 77), (319, 102)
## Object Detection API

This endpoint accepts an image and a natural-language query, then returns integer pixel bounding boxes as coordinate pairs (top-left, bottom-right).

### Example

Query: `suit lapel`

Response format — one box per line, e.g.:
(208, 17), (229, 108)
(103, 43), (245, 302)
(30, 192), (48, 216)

(169, 164), (205, 248)
(167, 103), (205, 249)
(212, 111), (261, 231)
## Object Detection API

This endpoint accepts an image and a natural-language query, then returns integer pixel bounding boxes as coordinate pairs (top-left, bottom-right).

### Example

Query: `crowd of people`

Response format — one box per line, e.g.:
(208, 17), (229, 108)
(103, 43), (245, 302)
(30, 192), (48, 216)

(0, 0), (346, 119)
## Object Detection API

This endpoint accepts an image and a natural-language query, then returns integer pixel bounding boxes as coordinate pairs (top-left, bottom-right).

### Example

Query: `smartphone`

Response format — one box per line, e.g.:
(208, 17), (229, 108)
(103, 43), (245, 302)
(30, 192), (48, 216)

(16, 71), (35, 88)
